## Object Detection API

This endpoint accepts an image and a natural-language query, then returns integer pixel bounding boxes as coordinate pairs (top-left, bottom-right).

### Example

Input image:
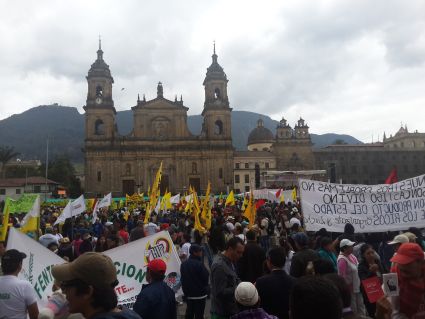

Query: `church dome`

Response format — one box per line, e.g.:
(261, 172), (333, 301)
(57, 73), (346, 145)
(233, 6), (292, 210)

(247, 119), (274, 151)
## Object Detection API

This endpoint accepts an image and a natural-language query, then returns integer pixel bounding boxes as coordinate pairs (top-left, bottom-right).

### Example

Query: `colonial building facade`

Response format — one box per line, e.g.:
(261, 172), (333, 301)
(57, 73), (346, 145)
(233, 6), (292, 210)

(84, 44), (233, 197)
(84, 44), (425, 196)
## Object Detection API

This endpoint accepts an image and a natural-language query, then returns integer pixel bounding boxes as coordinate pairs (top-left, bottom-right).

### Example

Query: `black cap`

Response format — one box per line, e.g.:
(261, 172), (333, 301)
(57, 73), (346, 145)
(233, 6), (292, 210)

(2, 249), (27, 262)
(189, 244), (202, 255)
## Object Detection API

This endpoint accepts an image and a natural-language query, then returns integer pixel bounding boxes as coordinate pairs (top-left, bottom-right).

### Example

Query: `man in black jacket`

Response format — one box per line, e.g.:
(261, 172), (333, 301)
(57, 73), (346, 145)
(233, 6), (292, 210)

(289, 232), (319, 278)
(256, 247), (295, 319)
(180, 244), (210, 319)
(237, 230), (265, 283)
(133, 258), (177, 319)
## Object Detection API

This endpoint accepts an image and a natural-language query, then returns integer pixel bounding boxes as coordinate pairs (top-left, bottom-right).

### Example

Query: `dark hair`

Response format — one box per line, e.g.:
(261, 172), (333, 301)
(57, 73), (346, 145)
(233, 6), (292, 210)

(246, 230), (256, 241)
(47, 242), (58, 250)
(149, 271), (166, 282)
(73, 280), (118, 311)
(320, 237), (333, 249)
(323, 274), (351, 308)
(183, 233), (191, 243)
(1, 259), (21, 274)
(313, 259), (336, 276)
(267, 247), (286, 268)
(290, 276), (342, 319)
(225, 236), (244, 250)
(360, 243), (373, 258)
(344, 223), (355, 235)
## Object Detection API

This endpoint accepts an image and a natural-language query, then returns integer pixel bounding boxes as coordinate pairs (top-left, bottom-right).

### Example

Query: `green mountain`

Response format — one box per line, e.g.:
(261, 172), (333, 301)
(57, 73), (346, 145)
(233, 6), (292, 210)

(0, 105), (362, 162)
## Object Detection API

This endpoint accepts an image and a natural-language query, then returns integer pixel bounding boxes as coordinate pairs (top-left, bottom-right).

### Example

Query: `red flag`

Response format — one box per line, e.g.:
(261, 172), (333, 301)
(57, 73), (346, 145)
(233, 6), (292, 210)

(385, 168), (398, 184)
(275, 189), (281, 198)
(255, 199), (266, 210)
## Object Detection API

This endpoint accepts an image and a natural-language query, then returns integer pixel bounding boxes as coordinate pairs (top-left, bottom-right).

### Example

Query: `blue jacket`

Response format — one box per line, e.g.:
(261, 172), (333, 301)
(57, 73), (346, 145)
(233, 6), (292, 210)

(133, 281), (176, 319)
(181, 255), (209, 298)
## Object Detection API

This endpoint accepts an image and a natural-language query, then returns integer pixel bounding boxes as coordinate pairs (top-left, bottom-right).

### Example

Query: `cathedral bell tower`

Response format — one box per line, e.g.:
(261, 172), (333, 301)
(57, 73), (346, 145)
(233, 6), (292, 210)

(201, 44), (232, 139)
(83, 39), (116, 140)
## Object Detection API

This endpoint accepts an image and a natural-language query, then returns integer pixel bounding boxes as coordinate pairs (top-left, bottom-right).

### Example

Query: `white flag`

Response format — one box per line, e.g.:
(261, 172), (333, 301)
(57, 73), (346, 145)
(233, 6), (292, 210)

(92, 200), (99, 224)
(154, 197), (161, 213)
(97, 192), (112, 208)
(54, 195), (86, 225)
(170, 193), (180, 204)
(54, 200), (71, 225)
(71, 195), (86, 216)
(20, 195), (40, 228)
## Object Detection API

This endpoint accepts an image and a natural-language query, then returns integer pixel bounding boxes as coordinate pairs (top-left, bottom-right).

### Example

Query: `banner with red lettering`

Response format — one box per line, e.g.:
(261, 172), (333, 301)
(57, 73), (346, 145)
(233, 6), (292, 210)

(6, 228), (181, 309)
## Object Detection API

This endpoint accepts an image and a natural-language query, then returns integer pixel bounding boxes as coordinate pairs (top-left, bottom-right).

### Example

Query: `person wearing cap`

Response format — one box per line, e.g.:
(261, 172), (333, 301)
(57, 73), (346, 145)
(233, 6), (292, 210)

(39, 226), (59, 248)
(180, 244), (210, 319)
(133, 258), (177, 319)
(211, 236), (245, 319)
(289, 232), (319, 278)
(0, 249), (39, 319)
(231, 282), (278, 319)
(376, 243), (425, 319)
(388, 234), (409, 268)
(337, 239), (366, 316)
(51, 252), (140, 319)
(78, 232), (93, 255)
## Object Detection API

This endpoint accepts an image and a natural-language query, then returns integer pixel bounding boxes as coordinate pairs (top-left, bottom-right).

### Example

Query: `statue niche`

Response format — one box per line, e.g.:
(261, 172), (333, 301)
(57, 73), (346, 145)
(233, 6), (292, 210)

(151, 117), (170, 139)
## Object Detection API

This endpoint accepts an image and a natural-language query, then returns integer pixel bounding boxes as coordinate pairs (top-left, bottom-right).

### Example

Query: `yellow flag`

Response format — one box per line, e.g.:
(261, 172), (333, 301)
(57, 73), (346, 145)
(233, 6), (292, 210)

(145, 162), (162, 223)
(243, 191), (256, 228)
(201, 182), (211, 229)
(279, 193), (285, 203)
(191, 189), (206, 233)
(241, 195), (248, 211)
(225, 190), (235, 207)
(291, 187), (297, 202)
(0, 198), (11, 241)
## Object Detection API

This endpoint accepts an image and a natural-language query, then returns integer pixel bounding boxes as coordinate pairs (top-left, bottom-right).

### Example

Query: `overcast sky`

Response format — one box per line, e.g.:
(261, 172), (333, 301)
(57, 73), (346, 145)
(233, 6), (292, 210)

(1, 0), (424, 142)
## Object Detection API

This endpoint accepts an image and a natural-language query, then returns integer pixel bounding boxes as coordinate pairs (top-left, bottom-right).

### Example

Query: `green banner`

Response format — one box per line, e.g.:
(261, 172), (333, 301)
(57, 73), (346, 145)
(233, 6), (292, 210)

(8, 194), (38, 214)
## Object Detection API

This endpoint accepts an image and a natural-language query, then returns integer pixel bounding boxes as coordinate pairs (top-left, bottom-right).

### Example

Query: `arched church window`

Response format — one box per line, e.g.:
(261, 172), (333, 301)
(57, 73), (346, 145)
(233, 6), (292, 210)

(192, 162), (197, 174)
(214, 88), (221, 99)
(214, 120), (223, 135)
(96, 85), (103, 97)
(125, 163), (131, 175)
(94, 119), (105, 135)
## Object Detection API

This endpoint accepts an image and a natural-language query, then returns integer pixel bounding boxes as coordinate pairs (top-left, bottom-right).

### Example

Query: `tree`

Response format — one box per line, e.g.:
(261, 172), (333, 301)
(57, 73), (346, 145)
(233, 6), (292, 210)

(0, 146), (20, 178)
(333, 139), (348, 145)
(41, 154), (83, 198)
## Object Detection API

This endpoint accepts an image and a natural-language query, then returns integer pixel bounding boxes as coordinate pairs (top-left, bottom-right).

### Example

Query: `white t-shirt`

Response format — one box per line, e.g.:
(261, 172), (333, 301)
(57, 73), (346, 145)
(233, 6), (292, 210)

(0, 275), (37, 319)
(38, 233), (58, 247)
(144, 222), (159, 236)
(180, 242), (191, 261)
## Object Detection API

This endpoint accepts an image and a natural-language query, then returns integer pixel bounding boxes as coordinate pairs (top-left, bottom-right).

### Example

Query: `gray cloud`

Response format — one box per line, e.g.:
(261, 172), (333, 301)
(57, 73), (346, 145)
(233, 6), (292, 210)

(0, 0), (424, 143)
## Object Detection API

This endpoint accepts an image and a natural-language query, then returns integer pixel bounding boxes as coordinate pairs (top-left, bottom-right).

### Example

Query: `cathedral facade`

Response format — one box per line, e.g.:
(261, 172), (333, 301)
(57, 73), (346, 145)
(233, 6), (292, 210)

(84, 45), (233, 197)
(84, 44), (425, 197)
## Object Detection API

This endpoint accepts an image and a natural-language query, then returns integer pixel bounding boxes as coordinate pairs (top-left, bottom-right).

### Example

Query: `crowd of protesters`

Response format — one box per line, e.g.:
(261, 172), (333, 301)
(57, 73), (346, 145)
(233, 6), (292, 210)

(2, 195), (425, 319)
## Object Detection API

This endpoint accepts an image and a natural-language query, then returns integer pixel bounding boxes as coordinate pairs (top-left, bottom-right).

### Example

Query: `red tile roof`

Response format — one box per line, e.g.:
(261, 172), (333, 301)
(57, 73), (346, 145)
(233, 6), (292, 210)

(0, 177), (59, 187)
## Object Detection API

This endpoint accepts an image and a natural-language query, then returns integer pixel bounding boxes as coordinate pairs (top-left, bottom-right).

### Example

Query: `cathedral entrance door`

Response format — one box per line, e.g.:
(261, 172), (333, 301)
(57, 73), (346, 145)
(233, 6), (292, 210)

(189, 177), (201, 193)
(122, 180), (135, 196)
(160, 175), (169, 194)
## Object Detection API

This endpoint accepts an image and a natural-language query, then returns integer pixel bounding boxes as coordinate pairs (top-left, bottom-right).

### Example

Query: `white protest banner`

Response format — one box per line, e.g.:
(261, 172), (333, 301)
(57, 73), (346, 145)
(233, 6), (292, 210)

(253, 189), (293, 203)
(6, 229), (181, 310)
(103, 230), (181, 309)
(6, 227), (65, 307)
(300, 174), (425, 233)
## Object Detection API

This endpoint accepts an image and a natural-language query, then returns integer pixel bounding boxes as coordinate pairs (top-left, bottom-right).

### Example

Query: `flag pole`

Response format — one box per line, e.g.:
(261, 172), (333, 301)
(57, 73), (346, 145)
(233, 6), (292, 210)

(45, 137), (49, 202)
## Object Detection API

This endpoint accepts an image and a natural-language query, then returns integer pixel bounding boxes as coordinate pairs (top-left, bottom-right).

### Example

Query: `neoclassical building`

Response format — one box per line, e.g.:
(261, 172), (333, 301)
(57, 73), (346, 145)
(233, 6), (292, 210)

(84, 44), (425, 197)
(84, 44), (233, 196)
